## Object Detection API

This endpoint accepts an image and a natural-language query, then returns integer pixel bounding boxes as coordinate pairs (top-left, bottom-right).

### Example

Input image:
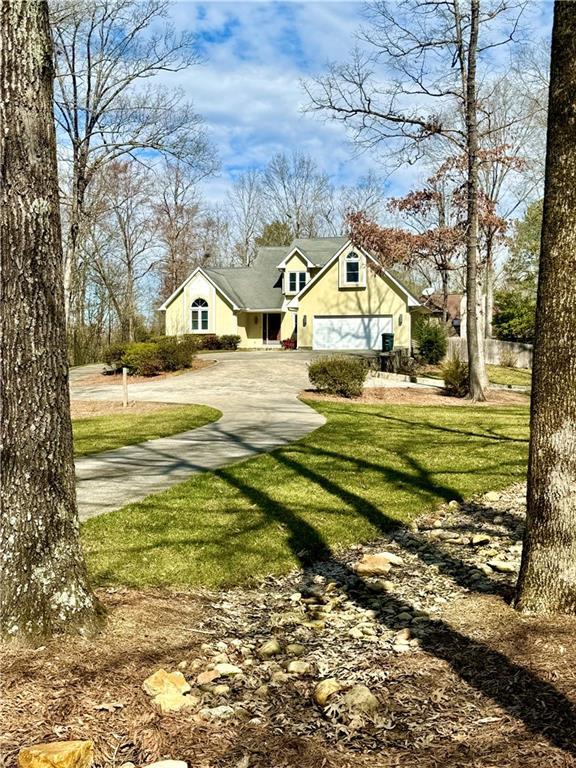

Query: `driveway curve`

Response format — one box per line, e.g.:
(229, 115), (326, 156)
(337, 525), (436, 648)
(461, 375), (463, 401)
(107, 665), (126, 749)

(72, 351), (326, 521)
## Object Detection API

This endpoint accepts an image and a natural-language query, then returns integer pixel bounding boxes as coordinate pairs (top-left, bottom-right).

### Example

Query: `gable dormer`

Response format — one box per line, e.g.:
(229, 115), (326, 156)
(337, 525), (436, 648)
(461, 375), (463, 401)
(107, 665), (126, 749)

(278, 248), (311, 295)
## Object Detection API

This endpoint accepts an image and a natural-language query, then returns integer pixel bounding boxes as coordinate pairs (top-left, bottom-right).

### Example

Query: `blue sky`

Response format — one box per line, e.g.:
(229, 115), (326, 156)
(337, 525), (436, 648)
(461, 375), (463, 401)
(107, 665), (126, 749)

(164, 0), (553, 206)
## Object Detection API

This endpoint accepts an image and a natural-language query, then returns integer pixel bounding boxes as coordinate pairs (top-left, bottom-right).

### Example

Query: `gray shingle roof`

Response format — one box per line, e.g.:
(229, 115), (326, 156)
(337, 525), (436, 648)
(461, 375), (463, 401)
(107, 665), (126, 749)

(204, 238), (348, 310)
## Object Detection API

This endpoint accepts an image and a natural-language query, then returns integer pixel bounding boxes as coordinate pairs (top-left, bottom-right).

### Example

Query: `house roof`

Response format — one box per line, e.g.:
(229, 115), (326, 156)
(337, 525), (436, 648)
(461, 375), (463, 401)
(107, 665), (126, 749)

(205, 247), (286, 310)
(422, 293), (463, 321)
(160, 236), (423, 313)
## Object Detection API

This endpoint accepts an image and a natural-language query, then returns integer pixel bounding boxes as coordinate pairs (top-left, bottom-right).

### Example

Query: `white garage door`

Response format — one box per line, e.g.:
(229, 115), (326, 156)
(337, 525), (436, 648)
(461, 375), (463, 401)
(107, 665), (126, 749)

(313, 315), (393, 350)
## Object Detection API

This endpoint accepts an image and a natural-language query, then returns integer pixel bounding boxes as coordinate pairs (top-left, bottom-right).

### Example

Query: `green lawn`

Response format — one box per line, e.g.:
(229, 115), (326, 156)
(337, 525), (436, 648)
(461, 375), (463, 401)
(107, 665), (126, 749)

(82, 400), (529, 588)
(73, 404), (221, 457)
(425, 364), (532, 388)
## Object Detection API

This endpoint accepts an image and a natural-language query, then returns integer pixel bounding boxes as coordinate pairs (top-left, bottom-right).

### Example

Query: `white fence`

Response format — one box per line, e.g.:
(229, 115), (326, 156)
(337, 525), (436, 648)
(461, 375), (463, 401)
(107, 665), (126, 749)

(447, 337), (533, 369)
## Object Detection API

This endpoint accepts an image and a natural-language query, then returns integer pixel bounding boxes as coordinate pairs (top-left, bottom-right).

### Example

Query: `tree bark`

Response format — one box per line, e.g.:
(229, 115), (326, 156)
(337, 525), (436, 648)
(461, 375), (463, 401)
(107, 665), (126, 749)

(515, 1), (576, 614)
(0, 0), (101, 641)
(465, 0), (487, 401)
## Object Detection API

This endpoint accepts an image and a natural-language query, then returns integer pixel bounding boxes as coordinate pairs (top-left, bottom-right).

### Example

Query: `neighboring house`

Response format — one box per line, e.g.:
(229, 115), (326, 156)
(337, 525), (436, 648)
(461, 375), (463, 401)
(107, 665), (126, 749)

(159, 237), (422, 351)
(421, 292), (464, 336)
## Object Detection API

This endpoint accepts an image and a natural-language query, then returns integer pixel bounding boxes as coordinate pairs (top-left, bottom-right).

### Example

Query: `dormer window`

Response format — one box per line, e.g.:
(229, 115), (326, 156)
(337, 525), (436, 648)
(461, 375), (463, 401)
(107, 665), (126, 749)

(345, 252), (360, 284)
(191, 298), (209, 331)
(288, 271), (307, 293)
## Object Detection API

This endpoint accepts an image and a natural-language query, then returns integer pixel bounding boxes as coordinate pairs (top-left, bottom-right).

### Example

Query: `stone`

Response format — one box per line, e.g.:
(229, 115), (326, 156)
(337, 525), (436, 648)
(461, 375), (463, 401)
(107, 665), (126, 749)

(214, 662), (242, 677)
(394, 628), (411, 642)
(199, 705), (235, 721)
(197, 669), (220, 686)
(285, 643), (306, 657)
(143, 669), (190, 697)
(271, 671), (289, 683)
(392, 643), (411, 653)
(493, 515), (505, 524)
(286, 660), (310, 675)
(145, 762), (188, 768)
(471, 534), (491, 546)
(447, 500), (460, 509)
(313, 678), (341, 706)
(152, 691), (198, 715)
(396, 611), (413, 622)
(19, 741), (93, 768)
(348, 627), (364, 639)
(212, 684), (231, 696)
(484, 491), (501, 503)
(487, 559), (518, 574)
(255, 684), (270, 698)
(355, 551), (403, 576)
(342, 685), (379, 715)
(258, 638), (282, 658)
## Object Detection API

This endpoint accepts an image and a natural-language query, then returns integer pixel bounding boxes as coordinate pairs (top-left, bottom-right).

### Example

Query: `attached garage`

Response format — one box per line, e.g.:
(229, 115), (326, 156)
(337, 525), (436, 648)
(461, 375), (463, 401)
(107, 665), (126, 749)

(312, 315), (393, 351)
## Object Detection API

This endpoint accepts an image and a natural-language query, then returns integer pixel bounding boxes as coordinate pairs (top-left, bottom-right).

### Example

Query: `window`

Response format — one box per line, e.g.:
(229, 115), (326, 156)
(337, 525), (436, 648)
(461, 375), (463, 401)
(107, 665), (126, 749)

(345, 252), (360, 284)
(191, 298), (209, 331)
(288, 271), (307, 293)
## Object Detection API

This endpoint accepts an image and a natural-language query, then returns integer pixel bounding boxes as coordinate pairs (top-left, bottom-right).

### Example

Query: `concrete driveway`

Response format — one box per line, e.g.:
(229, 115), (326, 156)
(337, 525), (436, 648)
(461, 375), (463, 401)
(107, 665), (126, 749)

(72, 351), (326, 521)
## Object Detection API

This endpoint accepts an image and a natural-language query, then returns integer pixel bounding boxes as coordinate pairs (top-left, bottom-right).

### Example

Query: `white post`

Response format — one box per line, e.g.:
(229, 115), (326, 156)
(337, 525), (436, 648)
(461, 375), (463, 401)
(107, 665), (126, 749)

(122, 366), (128, 408)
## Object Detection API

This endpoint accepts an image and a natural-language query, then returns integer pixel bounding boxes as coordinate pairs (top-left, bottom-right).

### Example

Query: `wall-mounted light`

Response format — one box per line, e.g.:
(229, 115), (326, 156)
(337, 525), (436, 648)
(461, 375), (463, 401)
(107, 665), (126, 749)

(398, 314), (403, 326)
(303, 315), (307, 327)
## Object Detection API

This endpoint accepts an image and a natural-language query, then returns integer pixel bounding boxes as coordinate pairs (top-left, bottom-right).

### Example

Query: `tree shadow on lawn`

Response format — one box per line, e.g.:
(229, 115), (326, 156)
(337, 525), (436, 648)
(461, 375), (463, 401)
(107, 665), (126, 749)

(213, 458), (576, 759)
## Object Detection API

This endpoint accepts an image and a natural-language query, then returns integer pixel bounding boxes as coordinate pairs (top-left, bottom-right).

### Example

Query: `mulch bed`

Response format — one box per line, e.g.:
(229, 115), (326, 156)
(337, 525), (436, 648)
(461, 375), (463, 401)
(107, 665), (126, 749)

(303, 386), (529, 406)
(2, 486), (576, 768)
(74, 359), (216, 389)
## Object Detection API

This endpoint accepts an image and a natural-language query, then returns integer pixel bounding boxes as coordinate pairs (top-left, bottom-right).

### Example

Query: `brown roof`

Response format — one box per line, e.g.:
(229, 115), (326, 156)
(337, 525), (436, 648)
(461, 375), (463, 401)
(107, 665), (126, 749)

(421, 293), (463, 321)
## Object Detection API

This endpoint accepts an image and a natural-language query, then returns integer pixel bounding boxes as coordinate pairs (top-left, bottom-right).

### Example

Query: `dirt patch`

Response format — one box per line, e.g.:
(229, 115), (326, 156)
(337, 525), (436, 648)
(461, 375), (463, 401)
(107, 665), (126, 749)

(75, 359), (216, 389)
(3, 487), (576, 768)
(303, 386), (529, 407)
(70, 401), (189, 419)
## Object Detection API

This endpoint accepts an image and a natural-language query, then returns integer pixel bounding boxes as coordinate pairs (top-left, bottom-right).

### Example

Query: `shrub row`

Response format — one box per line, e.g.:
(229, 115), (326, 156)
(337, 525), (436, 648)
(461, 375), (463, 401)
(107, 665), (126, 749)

(192, 334), (241, 350)
(308, 354), (368, 398)
(103, 336), (196, 376)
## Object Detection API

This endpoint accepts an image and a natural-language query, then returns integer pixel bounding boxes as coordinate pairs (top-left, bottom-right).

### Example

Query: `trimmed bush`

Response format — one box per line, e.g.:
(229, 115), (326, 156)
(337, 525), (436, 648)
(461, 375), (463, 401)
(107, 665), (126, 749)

(122, 342), (163, 377)
(415, 320), (448, 364)
(102, 342), (127, 368)
(219, 334), (241, 350)
(442, 354), (469, 397)
(193, 334), (222, 350)
(155, 336), (197, 371)
(308, 354), (368, 398)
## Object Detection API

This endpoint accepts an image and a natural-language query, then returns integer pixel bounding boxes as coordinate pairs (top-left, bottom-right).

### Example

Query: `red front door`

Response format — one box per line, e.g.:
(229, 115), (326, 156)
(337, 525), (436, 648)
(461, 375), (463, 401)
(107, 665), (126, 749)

(263, 313), (281, 343)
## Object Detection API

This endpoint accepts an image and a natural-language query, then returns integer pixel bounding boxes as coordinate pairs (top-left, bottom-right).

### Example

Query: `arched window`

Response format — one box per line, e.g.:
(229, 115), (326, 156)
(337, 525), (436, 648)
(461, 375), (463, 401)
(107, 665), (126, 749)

(345, 251), (360, 283)
(191, 298), (209, 331)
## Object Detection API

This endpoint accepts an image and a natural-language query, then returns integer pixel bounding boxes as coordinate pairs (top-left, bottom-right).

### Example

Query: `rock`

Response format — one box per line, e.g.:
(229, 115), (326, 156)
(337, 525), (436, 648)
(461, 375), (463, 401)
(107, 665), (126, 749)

(19, 741), (94, 768)
(199, 705), (235, 721)
(286, 660), (310, 675)
(313, 678), (341, 706)
(152, 691), (198, 715)
(271, 670), (289, 683)
(145, 762), (188, 768)
(471, 534), (491, 546)
(212, 684), (231, 696)
(493, 515), (504, 524)
(484, 491), (501, 503)
(348, 627), (364, 639)
(143, 669), (190, 697)
(285, 643), (306, 656)
(447, 500), (460, 509)
(396, 611), (412, 622)
(392, 643), (411, 653)
(258, 638), (282, 658)
(197, 669), (220, 686)
(487, 559), (518, 574)
(343, 685), (379, 714)
(214, 662), (242, 677)
(355, 552), (403, 576)
(255, 684), (270, 698)
(394, 628), (411, 642)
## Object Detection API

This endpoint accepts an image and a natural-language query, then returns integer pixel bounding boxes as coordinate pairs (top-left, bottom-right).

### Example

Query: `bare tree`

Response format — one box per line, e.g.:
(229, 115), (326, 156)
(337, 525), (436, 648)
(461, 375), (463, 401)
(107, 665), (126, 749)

(51, 0), (217, 323)
(227, 170), (264, 265)
(335, 171), (384, 233)
(0, 0), (100, 641)
(261, 151), (333, 239)
(304, 0), (527, 400)
(515, 1), (576, 615)
(153, 160), (202, 300)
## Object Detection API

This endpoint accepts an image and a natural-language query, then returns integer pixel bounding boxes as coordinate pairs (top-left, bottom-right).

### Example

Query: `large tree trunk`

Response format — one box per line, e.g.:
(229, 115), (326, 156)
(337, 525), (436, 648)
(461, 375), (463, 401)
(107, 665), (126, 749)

(515, 1), (576, 615)
(464, 0), (487, 401)
(0, 1), (101, 641)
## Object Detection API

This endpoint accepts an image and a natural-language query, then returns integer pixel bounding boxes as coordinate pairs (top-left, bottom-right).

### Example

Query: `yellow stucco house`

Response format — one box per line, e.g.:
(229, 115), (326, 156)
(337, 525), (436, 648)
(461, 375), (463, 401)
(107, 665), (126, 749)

(159, 237), (421, 351)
